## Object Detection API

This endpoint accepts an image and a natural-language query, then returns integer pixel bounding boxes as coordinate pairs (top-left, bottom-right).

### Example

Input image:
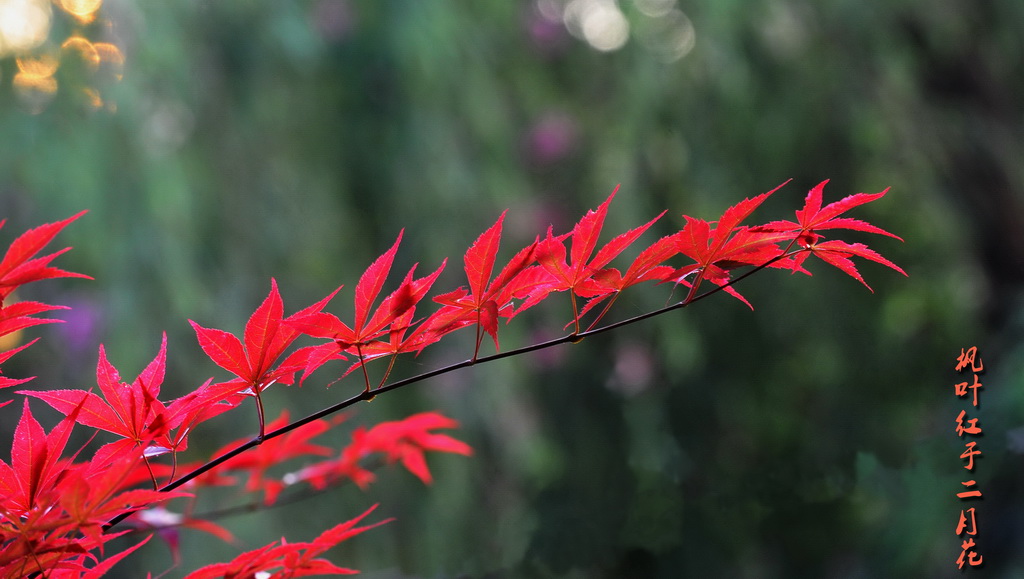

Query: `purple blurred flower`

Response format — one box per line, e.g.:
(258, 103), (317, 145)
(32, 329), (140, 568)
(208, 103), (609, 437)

(608, 341), (655, 396)
(56, 296), (103, 357)
(525, 6), (570, 55)
(525, 112), (578, 165)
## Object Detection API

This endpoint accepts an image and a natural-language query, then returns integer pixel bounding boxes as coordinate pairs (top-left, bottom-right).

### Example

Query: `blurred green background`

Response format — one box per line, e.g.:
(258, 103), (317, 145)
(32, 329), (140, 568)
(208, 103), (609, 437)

(2, 0), (1023, 577)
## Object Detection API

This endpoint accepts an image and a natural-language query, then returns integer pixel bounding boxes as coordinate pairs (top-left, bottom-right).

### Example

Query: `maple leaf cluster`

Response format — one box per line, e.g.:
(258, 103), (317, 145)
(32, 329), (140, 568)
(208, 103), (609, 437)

(0, 180), (904, 577)
(287, 178), (903, 370)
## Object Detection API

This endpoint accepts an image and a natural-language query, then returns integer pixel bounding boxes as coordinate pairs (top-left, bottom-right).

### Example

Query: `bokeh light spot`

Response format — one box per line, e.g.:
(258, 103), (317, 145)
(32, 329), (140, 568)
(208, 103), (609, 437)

(58, 0), (102, 25)
(16, 51), (59, 77)
(81, 86), (102, 110)
(62, 35), (101, 70)
(93, 41), (124, 80)
(637, 9), (695, 62)
(564, 0), (630, 52)
(0, 0), (52, 56)
(13, 69), (57, 113)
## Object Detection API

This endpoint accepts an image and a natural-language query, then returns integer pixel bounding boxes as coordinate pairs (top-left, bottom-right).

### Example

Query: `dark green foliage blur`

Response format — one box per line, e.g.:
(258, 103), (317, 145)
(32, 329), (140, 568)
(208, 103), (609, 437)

(2, 0), (1022, 577)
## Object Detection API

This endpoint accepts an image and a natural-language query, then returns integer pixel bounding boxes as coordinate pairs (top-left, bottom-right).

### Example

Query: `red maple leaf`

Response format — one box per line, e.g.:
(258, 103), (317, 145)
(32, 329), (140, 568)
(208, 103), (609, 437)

(353, 412), (472, 485)
(429, 212), (538, 358)
(796, 239), (906, 291)
(285, 411), (471, 491)
(0, 301), (70, 345)
(189, 279), (343, 437)
(580, 231), (680, 322)
(0, 399), (79, 515)
(525, 186), (666, 332)
(0, 339), (39, 393)
(0, 212), (91, 406)
(182, 505), (390, 579)
(761, 179), (904, 243)
(0, 400), (184, 578)
(0, 212), (91, 377)
(759, 180), (907, 290)
(0, 210), (90, 306)
(287, 231), (446, 391)
(49, 535), (153, 579)
(20, 335), (174, 460)
(60, 445), (188, 546)
(338, 286), (447, 387)
(212, 410), (334, 505)
(667, 181), (794, 308)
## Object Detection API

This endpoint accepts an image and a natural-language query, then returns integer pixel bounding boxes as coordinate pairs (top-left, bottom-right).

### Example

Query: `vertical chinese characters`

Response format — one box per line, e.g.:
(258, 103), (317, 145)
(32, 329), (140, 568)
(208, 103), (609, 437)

(954, 346), (984, 569)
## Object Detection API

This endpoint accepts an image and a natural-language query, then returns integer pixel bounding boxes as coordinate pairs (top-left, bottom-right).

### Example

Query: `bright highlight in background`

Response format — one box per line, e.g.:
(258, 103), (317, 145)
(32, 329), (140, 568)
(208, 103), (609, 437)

(563, 0), (630, 52)
(539, 0), (696, 60)
(59, 0), (102, 24)
(0, 0), (118, 113)
(0, 0), (52, 56)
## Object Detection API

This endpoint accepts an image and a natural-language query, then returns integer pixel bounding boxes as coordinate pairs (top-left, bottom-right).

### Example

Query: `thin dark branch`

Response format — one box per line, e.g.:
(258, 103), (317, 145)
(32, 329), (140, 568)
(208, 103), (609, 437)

(103, 249), (802, 532)
(124, 458), (388, 537)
